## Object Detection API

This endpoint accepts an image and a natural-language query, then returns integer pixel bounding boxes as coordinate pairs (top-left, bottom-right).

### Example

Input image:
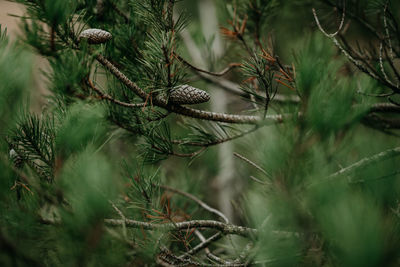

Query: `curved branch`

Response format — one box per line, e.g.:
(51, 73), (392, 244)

(176, 53), (241, 77)
(312, 4), (346, 38)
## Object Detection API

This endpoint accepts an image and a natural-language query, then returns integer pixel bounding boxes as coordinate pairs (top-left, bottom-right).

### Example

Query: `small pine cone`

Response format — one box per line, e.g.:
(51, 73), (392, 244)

(169, 85), (210, 105)
(79, 29), (112, 44)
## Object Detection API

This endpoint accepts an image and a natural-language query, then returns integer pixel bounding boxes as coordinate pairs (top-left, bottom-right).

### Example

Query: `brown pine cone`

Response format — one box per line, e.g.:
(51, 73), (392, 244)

(169, 85), (210, 105)
(79, 29), (112, 44)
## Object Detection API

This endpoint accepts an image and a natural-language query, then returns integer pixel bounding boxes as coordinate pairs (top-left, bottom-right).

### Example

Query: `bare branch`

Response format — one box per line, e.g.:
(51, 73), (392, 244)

(312, 3), (346, 38)
(159, 184), (229, 223)
(234, 152), (270, 178)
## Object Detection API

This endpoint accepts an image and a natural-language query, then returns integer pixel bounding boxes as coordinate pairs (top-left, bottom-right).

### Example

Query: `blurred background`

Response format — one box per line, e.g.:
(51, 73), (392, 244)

(0, 0), (48, 111)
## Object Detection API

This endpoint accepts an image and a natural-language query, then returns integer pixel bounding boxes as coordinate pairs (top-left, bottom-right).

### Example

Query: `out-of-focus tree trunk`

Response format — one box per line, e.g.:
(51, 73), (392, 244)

(198, 0), (236, 222)
(178, 0), (237, 221)
(0, 1), (49, 113)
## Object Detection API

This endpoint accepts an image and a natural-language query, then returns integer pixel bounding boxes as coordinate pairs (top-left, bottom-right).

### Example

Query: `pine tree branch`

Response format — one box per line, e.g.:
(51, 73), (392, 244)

(41, 217), (256, 237)
(103, 218), (256, 237)
(309, 146), (400, 187)
(96, 53), (289, 124)
(331, 146), (400, 177)
(165, 104), (264, 124)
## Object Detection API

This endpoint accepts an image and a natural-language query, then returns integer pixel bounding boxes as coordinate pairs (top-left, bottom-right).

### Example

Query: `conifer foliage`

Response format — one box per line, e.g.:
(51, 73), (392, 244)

(1, 0), (400, 266)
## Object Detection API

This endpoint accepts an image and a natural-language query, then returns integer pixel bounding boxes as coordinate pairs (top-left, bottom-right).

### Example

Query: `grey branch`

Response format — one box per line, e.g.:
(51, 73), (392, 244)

(104, 218), (257, 237)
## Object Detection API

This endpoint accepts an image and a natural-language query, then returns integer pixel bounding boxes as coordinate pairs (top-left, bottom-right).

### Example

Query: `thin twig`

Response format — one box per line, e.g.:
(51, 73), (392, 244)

(383, 1), (394, 61)
(234, 152), (270, 178)
(328, 146), (400, 178)
(249, 175), (269, 185)
(159, 185), (229, 223)
(379, 41), (396, 88)
(312, 3), (346, 38)
(176, 53), (241, 77)
(194, 230), (230, 265)
(87, 78), (145, 108)
(308, 146), (400, 187)
(182, 232), (224, 256)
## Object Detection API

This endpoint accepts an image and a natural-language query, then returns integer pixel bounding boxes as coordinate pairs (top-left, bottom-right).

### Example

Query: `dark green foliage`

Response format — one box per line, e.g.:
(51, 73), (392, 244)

(1, 0), (400, 266)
